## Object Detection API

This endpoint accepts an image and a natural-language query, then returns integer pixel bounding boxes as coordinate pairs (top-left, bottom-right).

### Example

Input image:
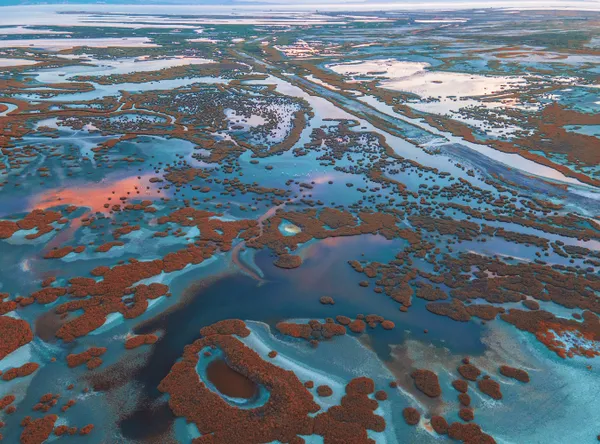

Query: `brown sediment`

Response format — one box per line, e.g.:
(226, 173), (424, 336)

(83, 348), (149, 393)
(34, 310), (67, 342)
(410, 369), (442, 398)
(499, 365), (530, 383)
(206, 359), (259, 399)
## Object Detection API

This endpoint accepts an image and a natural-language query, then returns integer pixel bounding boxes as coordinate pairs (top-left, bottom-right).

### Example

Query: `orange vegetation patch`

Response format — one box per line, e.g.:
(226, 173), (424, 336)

(125, 334), (158, 350)
(459, 408), (474, 422)
(200, 319), (249, 337)
(0, 315), (33, 359)
(54, 425), (79, 436)
(348, 319), (367, 333)
(30, 287), (67, 305)
(448, 422), (495, 443)
(0, 209), (65, 240)
(424, 112), (600, 188)
(276, 319), (346, 343)
(273, 254), (303, 269)
(33, 393), (61, 413)
(43, 245), (85, 259)
(458, 363), (481, 381)
(157, 207), (257, 252)
(0, 395), (15, 410)
(66, 347), (107, 370)
(452, 379), (468, 393)
(51, 211), (255, 342)
(0, 220), (18, 239)
(159, 320), (386, 443)
(426, 300), (505, 322)
(246, 207), (420, 265)
(499, 365), (530, 383)
(96, 241), (124, 253)
(477, 377), (502, 400)
(403, 407), (420, 425)
(501, 309), (600, 358)
(20, 414), (57, 444)
(411, 369), (442, 398)
(431, 416), (449, 435)
(1, 362), (39, 381)
(317, 385), (333, 397)
(79, 424), (94, 435)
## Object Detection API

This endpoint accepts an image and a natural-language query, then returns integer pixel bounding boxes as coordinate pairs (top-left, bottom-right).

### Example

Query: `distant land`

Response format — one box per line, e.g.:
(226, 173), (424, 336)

(4, 0), (600, 11)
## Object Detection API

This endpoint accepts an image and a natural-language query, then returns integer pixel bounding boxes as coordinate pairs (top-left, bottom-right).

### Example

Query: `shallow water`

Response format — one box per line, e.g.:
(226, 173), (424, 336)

(0, 7), (598, 444)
